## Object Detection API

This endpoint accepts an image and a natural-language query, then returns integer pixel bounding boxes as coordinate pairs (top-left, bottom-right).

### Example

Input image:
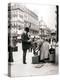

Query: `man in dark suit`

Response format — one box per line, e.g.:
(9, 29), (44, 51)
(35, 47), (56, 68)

(21, 27), (31, 64)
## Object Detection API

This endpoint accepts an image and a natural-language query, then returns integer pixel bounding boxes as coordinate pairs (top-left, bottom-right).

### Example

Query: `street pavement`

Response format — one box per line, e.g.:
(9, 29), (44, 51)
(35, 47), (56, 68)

(13, 43), (34, 64)
(8, 43), (59, 77)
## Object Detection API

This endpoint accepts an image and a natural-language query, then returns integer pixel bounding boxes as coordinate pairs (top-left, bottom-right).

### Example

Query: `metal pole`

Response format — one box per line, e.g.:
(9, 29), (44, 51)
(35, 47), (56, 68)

(8, 3), (14, 62)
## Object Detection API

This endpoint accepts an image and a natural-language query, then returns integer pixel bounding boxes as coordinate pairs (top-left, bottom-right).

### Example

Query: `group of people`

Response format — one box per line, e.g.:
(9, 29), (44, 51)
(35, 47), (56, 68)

(21, 27), (56, 64)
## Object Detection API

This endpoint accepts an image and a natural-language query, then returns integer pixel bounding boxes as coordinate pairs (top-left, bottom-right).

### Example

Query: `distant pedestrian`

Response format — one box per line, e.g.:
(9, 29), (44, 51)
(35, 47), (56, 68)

(52, 39), (56, 49)
(49, 39), (56, 63)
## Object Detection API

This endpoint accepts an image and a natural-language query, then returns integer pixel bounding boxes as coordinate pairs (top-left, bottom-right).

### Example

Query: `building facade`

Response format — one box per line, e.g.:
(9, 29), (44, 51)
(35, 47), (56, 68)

(39, 19), (51, 39)
(8, 3), (39, 38)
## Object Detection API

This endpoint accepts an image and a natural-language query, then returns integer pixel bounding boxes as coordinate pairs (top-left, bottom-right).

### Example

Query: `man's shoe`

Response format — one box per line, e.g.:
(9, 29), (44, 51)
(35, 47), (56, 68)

(23, 62), (27, 64)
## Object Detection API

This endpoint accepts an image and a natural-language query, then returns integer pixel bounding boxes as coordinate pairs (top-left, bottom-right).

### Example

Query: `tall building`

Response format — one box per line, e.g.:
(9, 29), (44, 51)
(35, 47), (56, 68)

(10, 3), (24, 29)
(39, 19), (51, 39)
(8, 3), (39, 38)
(23, 7), (39, 36)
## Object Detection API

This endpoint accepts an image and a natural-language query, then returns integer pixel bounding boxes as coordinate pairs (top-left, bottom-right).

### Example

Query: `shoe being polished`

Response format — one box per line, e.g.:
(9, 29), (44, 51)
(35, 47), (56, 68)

(39, 60), (46, 63)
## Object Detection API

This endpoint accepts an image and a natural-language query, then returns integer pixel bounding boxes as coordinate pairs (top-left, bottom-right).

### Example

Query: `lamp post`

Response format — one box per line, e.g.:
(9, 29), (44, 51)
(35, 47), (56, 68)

(8, 3), (14, 62)
(56, 5), (59, 42)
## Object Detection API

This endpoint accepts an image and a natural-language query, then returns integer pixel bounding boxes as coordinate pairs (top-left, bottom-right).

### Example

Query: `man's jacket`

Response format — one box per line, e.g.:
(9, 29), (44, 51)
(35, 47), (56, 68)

(21, 32), (31, 50)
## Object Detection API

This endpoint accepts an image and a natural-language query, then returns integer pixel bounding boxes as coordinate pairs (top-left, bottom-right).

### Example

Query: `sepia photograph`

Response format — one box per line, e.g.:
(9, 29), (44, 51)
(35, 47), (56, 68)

(8, 3), (59, 77)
